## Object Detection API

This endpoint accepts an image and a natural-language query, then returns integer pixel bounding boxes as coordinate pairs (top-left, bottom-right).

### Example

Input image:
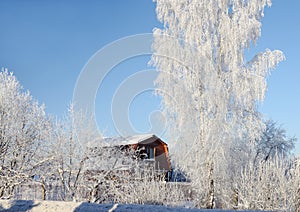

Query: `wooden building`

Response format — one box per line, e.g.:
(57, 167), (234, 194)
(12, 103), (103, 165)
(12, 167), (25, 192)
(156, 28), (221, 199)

(104, 134), (172, 179)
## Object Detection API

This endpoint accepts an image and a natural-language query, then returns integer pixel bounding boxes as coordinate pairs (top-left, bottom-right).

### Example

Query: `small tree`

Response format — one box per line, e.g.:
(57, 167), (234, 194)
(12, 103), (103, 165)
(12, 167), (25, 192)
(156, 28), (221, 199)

(0, 69), (51, 199)
(42, 105), (101, 202)
(255, 119), (296, 162)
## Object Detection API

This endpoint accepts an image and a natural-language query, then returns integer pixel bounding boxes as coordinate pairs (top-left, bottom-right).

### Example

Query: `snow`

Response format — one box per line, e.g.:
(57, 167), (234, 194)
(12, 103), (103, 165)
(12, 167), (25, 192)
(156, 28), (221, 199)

(0, 200), (265, 212)
(102, 134), (163, 147)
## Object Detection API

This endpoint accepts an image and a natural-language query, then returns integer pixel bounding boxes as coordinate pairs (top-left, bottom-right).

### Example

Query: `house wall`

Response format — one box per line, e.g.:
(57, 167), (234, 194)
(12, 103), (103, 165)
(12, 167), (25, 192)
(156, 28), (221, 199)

(138, 139), (171, 172)
(154, 143), (171, 171)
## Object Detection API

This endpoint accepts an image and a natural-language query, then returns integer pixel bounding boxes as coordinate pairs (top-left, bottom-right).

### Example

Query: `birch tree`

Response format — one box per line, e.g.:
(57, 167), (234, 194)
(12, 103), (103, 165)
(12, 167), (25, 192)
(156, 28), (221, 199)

(151, 0), (284, 208)
(0, 69), (51, 199)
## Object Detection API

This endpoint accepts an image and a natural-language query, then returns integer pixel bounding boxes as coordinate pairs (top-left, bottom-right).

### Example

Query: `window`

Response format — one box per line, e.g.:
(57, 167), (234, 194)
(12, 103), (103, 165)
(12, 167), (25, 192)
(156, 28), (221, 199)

(146, 147), (155, 159)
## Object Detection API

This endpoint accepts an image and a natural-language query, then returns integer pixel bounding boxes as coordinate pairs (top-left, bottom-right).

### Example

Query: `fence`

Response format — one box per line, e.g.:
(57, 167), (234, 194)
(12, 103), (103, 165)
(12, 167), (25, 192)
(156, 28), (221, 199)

(12, 181), (193, 203)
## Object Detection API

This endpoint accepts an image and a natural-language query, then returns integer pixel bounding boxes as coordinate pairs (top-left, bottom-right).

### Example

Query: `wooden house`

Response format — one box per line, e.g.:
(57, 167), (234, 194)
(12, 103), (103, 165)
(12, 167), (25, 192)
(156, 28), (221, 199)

(104, 134), (172, 180)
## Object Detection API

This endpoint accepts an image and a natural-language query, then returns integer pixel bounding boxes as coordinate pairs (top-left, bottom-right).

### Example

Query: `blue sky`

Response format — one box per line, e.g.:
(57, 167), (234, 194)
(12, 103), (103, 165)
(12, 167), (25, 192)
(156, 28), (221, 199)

(0, 0), (299, 153)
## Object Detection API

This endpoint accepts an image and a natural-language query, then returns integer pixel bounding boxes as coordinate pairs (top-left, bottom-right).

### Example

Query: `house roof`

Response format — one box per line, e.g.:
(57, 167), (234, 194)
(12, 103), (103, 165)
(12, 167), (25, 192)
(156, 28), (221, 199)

(102, 134), (167, 147)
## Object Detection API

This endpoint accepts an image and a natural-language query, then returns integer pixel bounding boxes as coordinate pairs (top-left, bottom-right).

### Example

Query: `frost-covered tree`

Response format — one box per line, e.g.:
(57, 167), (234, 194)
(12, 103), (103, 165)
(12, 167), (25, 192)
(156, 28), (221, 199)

(255, 119), (296, 162)
(0, 69), (51, 199)
(42, 105), (101, 202)
(151, 0), (284, 208)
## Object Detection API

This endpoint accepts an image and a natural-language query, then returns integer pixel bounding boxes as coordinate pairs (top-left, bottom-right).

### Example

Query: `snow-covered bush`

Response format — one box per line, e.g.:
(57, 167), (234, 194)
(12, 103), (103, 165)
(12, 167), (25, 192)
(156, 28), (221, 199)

(235, 155), (299, 211)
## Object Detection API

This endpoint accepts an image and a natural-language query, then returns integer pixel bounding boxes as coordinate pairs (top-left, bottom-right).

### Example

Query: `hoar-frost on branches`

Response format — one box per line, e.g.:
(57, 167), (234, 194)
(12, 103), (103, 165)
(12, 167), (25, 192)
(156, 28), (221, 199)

(151, 0), (285, 209)
(0, 69), (51, 199)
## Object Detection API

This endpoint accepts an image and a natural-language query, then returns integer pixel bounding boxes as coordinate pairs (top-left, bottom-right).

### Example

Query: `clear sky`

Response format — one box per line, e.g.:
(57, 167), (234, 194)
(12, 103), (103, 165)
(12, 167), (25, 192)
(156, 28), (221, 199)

(0, 0), (299, 153)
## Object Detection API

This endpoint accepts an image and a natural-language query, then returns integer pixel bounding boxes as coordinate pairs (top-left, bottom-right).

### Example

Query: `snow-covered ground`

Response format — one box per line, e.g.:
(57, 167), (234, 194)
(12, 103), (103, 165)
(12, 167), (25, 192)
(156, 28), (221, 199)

(0, 200), (265, 212)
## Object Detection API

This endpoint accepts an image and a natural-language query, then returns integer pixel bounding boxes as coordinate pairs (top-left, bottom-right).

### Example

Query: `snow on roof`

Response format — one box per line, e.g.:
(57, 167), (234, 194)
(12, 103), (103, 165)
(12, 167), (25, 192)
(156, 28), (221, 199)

(103, 134), (164, 147)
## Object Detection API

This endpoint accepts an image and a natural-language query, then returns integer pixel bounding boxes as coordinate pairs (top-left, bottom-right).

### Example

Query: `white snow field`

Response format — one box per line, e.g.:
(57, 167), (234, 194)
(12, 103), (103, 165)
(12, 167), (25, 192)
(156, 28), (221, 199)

(0, 200), (266, 212)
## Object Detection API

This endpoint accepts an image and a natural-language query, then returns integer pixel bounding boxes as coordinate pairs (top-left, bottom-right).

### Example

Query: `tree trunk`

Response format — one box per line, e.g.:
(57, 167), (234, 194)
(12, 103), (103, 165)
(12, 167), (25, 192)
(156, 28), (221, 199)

(233, 188), (238, 209)
(41, 179), (46, 200)
(206, 163), (215, 209)
(295, 187), (300, 212)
